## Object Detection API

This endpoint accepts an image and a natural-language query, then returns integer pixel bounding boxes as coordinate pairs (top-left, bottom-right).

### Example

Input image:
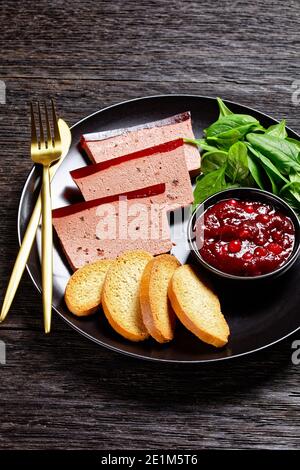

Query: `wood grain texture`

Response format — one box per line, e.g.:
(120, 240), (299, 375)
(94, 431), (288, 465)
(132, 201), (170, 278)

(0, 0), (299, 450)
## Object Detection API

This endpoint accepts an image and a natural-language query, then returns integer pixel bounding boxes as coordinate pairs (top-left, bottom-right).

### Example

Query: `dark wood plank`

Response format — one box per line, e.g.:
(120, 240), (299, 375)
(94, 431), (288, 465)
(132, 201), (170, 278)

(0, 328), (299, 449)
(1, 78), (300, 143)
(0, 0), (299, 84)
(0, 0), (299, 450)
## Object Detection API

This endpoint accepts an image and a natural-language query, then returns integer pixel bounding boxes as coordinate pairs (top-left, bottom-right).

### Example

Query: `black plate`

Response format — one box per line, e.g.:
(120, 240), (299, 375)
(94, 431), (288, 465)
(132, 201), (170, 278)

(18, 95), (300, 363)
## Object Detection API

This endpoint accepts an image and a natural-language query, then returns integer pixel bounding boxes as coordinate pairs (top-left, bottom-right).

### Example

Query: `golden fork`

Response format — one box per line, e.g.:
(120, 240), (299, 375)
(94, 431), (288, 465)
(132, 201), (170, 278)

(0, 118), (71, 327)
(30, 101), (62, 333)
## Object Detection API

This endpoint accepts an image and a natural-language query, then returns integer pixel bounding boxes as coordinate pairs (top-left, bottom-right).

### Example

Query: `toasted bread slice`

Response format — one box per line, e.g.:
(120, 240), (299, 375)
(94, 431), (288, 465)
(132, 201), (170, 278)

(140, 254), (181, 343)
(102, 250), (153, 341)
(168, 265), (230, 347)
(65, 260), (113, 316)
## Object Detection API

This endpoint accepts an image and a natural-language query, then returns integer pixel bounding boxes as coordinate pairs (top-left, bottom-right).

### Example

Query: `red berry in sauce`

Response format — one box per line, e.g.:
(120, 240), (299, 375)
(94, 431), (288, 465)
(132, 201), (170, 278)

(254, 247), (268, 257)
(269, 214), (285, 230)
(239, 228), (251, 239)
(257, 214), (269, 224)
(267, 242), (283, 255)
(242, 252), (253, 261)
(245, 204), (255, 213)
(254, 235), (267, 246)
(228, 240), (242, 253)
(272, 229), (283, 242)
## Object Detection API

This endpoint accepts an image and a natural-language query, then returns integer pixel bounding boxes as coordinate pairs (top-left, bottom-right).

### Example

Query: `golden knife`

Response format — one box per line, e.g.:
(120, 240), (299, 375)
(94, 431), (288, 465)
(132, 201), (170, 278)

(0, 118), (72, 323)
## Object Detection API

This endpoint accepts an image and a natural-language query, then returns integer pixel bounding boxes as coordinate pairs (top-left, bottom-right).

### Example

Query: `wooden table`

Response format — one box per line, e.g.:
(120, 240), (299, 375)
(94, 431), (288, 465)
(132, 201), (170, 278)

(0, 0), (299, 450)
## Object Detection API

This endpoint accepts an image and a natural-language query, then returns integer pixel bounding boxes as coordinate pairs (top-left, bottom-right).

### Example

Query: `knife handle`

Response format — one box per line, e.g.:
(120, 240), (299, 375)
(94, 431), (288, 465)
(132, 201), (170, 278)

(0, 192), (42, 322)
(0, 159), (61, 323)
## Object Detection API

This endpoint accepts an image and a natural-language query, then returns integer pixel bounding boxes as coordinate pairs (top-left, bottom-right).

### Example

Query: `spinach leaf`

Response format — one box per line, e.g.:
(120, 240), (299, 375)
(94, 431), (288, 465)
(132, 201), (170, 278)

(201, 150), (228, 174)
(266, 120), (287, 139)
(193, 166), (229, 209)
(280, 182), (300, 202)
(226, 141), (249, 184)
(247, 145), (289, 185)
(206, 126), (256, 149)
(217, 97), (233, 118)
(191, 97), (300, 211)
(264, 167), (280, 194)
(246, 133), (300, 174)
(242, 173), (257, 188)
(286, 137), (300, 152)
(205, 115), (261, 138)
(280, 182), (300, 213)
(247, 153), (265, 190)
(184, 137), (201, 146)
(289, 170), (300, 183)
(184, 138), (219, 153)
(205, 115), (262, 149)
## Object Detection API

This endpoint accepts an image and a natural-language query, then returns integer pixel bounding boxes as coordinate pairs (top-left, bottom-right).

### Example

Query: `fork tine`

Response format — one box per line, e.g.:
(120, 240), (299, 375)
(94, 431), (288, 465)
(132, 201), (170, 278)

(51, 99), (61, 145)
(37, 101), (45, 149)
(30, 102), (38, 147)
(44, 101), (52, 149)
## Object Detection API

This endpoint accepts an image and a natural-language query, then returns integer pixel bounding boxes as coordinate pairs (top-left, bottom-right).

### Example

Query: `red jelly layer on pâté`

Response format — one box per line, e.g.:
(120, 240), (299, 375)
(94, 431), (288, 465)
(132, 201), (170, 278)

(52, 183), (166, 219)
(71, 139), (184, 179)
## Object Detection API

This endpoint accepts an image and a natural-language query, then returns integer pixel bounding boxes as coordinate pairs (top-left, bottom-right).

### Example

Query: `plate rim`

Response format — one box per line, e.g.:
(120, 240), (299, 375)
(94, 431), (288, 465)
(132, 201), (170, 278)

(17, 93), (300, 363)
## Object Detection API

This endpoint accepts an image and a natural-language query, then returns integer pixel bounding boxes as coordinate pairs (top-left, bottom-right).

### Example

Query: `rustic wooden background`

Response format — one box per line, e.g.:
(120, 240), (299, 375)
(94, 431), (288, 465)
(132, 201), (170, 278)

(0, 0), (299, 450)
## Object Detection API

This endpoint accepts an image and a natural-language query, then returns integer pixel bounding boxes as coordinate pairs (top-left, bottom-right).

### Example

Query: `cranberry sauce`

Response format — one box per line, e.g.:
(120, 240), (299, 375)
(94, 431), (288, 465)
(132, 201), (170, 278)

(196, 199), (295, 277)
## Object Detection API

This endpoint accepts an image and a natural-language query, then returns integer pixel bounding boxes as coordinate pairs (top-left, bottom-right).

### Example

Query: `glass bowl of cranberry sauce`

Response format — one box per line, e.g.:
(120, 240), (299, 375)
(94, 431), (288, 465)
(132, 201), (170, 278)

(188, 188), (300, 280)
